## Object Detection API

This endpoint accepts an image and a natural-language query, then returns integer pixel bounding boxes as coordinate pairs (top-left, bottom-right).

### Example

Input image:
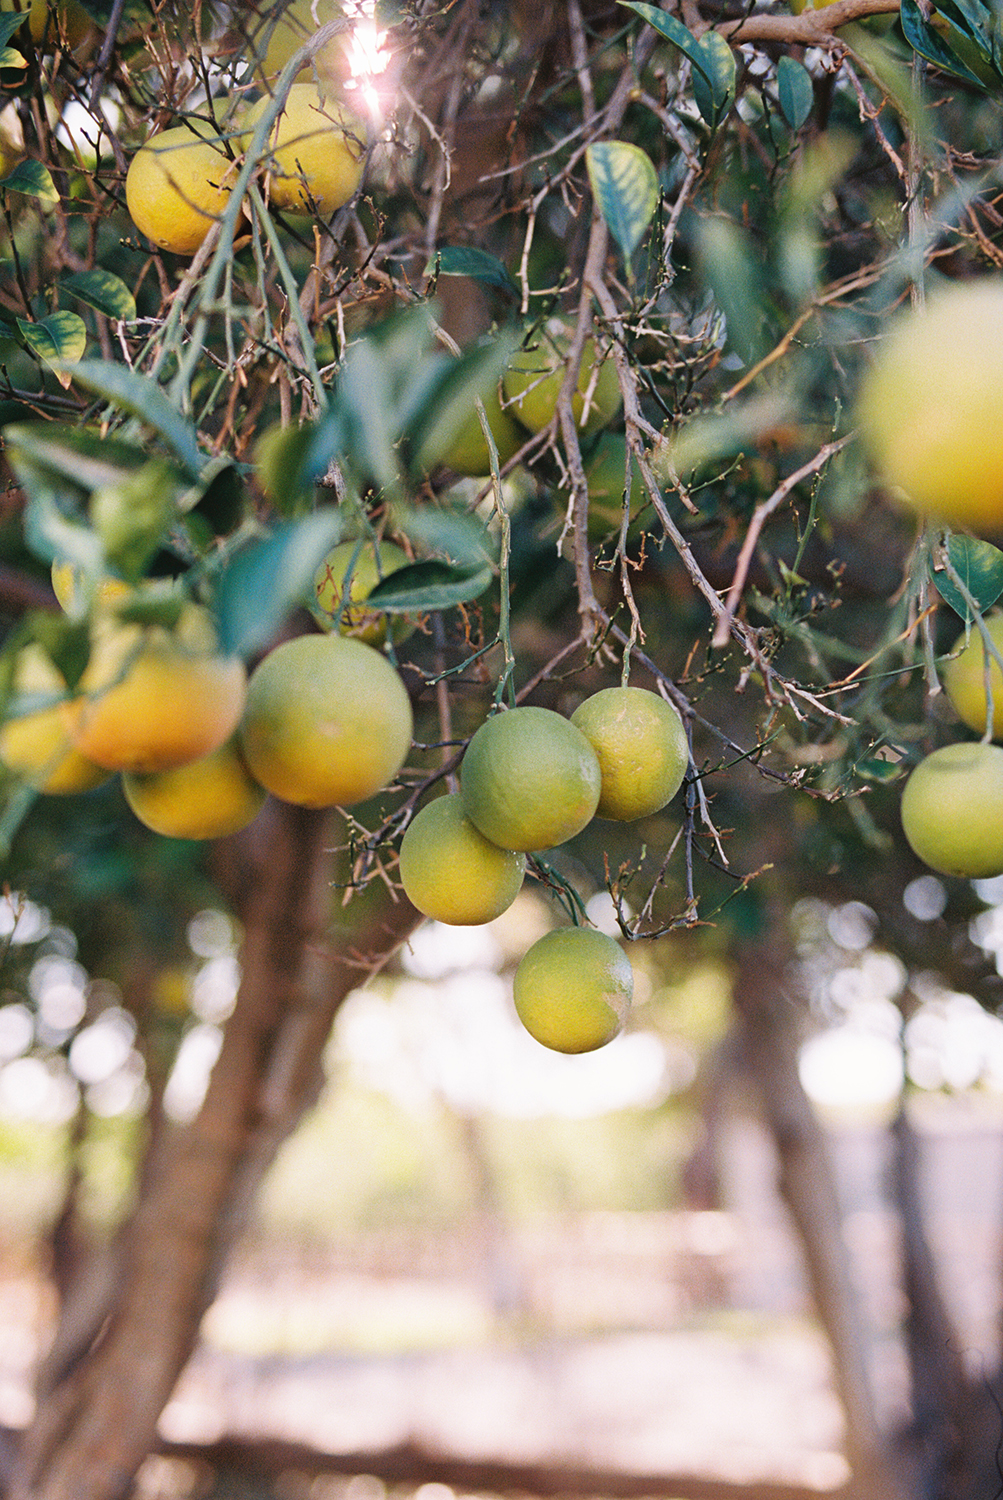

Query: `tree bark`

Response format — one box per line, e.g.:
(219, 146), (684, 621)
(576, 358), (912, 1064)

(730, 913), (913, 1500)
(10, 798), (422, 1500)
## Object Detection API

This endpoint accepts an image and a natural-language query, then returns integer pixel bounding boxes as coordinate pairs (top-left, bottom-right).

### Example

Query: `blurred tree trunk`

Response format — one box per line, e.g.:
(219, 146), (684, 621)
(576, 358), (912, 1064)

(730, 908), (913, 1500)
(9, 798), (421, 1500)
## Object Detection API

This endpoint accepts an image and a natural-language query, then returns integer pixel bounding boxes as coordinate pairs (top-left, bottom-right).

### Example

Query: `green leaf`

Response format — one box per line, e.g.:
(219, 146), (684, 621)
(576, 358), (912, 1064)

(22, 483), (104, 575)
(184, 457), (245, 537)
(57, 360), (203, 477)
(61, 270), (137, 323)
(336, 338), (402, 498)
(697, 216), (767, 365)
(619, 4), (736, 125)
(619, 4), (705, 71)
(0, 45), (25, 67)
(426, 246), (519, 298)
(0, 12), (30, 46)
(393, 504), (497, 571)
(90, 457), (181, 582)
(899, 0), (990, 85)
(933, 534), (1003, 621)
(3, 422), (155, 496)
(855, 757), (905, 785)
(1, 160), (58, 207)
(692, 31), (736, 127)
(213, 512), (347, 657)
(17, 312), (87, 378)
(409, 331), (519, 477)
(365, 559), (494, 613)
(255, 417), (344, 514)
(586, 141), (659, 272)
(777, 56), (814, 130)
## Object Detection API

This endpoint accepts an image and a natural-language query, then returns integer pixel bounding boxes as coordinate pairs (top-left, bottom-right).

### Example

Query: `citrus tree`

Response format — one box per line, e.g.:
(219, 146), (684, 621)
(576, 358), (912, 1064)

(3, 0), (1003, 1497)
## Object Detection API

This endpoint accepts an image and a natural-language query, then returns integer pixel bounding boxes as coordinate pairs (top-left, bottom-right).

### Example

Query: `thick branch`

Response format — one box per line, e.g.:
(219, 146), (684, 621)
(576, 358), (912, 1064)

(13, 801), (422, 1500)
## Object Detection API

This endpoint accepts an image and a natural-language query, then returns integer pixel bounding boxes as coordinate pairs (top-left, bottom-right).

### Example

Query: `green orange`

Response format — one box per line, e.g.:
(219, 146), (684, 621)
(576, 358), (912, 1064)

(571, 686), (688, 820)
(513, 927), (633, 1053)
(900, 741), (1003, 878)
(399, 794), (526, 925)
(460, 705), (601, 852)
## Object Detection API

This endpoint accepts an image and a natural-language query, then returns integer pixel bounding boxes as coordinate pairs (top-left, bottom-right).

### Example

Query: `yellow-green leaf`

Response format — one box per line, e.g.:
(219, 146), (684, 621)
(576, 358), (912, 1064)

(17, 313), (87, 386)
(1, 160), (58, 208)
(586, 141), (659, 274)
(61, 270), (137, 324)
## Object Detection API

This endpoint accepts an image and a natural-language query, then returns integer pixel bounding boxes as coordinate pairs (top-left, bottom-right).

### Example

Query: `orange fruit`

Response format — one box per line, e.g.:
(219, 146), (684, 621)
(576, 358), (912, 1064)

(64, 604), (246, 773)
(441, 386), (525, 478)
(942, 615), (1003, 739)
(122, 738), (267, 840)
(571, 686), (688, 820)
(900, 741), (1003, 878)
(247, 0), (348, 86)
(503, 320), (621, 436)
(241, 82), (364, 216)
(398, 793), (526, 925)
(312, 538), (414, 645)
(126, 121), (241, 256)
(0, 644), (109, 795)
(460, 705), (601, 851)
(857, 280), (1003, 535)
(239, 633), (412, 808)
(513, 927), (633, 1053)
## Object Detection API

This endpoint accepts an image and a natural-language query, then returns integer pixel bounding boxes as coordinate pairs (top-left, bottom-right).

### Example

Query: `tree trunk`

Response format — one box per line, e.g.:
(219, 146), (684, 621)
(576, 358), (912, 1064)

(11, 798), (422, 1500)
(730, 912), (913, 1500)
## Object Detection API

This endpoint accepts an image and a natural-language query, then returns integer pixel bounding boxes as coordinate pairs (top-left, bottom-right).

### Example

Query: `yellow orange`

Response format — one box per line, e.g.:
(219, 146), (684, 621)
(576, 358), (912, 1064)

(571, 686), (688, 820)
(241, 82), (364, 216)
(126, 122), (240, 256)
(239, 633), (412, 808)
(513, 927), (633, 1053)
(399, 794), (526, 925)
(64, 604), (246, 773)
(123, 738), (267, 840)
(0, 644), (109, 795)
(460, 705), (601, 852)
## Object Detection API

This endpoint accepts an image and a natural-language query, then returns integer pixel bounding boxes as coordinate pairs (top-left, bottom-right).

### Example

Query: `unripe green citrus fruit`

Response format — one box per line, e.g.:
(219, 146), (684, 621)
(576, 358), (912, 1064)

(239, 633), (412, 808)
(900, 741), (1003, 878)
(857, 280), (1003, 534)
(555, 432), (646, 542)
(503, 321), (621, 436)
(571, 686), (688, 820)
(513, 927), (633, 1053)
(312, 538), (414, 645)
(123, 738), (267, 840)
(942, 615), (1003, 738)
(441, 386), (525, 477)
(460, 705), (601, 852)
(399, 793), (526, 925)
(126, 122), (240, 256)
(241, 82), (364, 215)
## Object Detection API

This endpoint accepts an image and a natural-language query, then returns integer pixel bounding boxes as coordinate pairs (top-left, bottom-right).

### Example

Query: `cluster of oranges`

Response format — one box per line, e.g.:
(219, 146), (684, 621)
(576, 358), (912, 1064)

(858, 278), (1003, 881)
(1, 543), (688, 1055)
(0, 558), (413, 840)
(124, 85), (364, 257)
(397, 684), (689, 1054)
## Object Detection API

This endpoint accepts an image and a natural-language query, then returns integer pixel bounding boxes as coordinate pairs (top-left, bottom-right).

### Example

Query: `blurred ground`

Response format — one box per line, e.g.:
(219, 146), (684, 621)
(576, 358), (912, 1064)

(2, 1100), (1002, 1498)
